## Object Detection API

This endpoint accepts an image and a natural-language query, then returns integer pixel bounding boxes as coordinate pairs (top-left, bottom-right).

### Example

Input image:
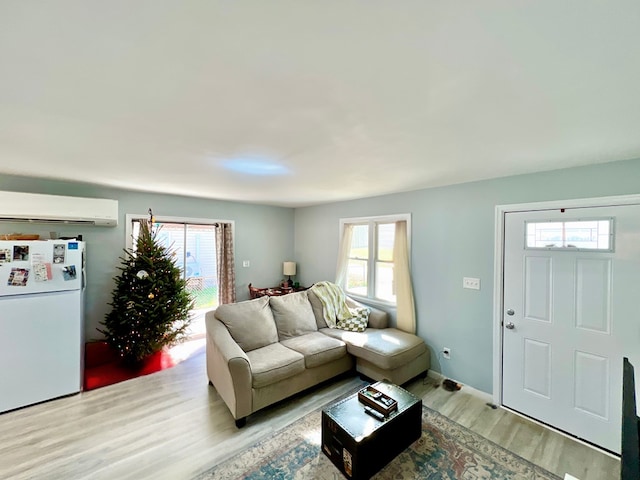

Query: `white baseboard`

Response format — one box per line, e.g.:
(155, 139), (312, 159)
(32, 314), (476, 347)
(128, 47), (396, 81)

(426, 370), (493, 404)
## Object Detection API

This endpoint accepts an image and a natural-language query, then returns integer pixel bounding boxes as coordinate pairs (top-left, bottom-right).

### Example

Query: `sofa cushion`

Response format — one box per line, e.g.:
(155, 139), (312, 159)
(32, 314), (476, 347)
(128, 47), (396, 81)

(321, 327), (366, 343)
(246, 343), (305, 388)
(280, 332), (347, 368)
(307, 289), (328, 329)
(214, 296), (278, 352)
(269, 291), (318, 340)
(320, 327), (427, 371)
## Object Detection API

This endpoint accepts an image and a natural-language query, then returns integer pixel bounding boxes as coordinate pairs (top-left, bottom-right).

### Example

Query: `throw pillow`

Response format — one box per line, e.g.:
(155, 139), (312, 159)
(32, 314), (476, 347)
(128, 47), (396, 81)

(307, 289), (328, 329)
(214, 296), (278, 352)
(269, 291), (318, 340)
(336, 307), (370, 332)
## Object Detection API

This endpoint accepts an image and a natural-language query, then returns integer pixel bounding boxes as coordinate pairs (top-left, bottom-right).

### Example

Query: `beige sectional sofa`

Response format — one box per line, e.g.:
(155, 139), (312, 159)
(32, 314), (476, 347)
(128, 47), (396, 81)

(205, 289), (429, 427)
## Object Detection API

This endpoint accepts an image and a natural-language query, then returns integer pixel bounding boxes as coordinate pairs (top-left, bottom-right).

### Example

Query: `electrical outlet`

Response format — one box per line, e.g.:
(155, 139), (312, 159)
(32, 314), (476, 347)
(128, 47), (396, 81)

(242, 260), (250, 267)
(443, 347), (451, 359)
(463, 277), (480, 290)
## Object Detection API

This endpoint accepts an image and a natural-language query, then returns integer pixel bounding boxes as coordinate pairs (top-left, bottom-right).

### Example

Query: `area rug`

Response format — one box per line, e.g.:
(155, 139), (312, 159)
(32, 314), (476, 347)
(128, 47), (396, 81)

(195, 403), (560, 479)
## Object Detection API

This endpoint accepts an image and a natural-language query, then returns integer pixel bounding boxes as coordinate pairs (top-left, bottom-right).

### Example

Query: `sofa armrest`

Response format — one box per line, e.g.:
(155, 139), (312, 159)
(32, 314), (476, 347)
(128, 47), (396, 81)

(205, 310), (252, 420)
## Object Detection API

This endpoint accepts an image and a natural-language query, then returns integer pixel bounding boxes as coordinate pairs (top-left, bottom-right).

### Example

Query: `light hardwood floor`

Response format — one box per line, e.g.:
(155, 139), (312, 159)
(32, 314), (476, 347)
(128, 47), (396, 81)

(0, 340), (620, 480)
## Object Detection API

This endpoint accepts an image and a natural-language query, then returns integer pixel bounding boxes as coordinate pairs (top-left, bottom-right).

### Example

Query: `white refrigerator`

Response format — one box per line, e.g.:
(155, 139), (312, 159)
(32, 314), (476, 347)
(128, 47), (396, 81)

(0, 239), (85, 413)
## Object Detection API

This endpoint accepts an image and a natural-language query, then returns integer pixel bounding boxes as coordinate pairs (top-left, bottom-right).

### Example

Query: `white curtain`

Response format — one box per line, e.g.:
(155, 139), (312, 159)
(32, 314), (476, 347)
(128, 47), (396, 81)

(394, 220), (416, 333)
(335, 224), (353, 288)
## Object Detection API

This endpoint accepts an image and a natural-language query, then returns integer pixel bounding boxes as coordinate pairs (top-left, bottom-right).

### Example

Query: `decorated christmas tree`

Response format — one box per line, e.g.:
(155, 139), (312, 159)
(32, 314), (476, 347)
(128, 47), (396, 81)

(99, 210), (194, 364)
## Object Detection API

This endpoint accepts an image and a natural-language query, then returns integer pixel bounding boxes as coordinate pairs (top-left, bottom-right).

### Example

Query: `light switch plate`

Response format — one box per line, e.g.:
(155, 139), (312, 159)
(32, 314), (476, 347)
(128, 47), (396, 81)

(463, 277), (480, 290)
(242, 260), (250, 268)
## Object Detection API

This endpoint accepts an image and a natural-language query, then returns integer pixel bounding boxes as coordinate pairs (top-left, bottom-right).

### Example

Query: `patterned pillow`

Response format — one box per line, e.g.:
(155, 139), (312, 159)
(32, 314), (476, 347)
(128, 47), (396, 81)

(336, 307), (370, 332)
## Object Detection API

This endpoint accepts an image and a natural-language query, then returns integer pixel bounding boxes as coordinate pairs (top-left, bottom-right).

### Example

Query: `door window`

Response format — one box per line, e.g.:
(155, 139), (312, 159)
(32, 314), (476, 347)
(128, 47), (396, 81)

(525, 218), (614, 251)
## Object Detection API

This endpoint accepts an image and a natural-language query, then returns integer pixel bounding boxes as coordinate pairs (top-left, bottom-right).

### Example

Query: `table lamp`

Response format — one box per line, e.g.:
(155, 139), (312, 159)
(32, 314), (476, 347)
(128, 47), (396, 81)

(283, 261), (296, 287)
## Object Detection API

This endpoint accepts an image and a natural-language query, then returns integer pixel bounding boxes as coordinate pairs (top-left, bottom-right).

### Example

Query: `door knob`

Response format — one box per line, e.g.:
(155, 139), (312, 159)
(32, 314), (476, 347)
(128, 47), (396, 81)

(506, 309), (515, 316)
(505, 322), (515, 329)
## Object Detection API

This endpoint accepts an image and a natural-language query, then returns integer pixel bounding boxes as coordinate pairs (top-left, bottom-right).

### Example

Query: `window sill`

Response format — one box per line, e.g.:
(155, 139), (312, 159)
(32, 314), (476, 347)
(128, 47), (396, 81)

(346, 293), (396, 310)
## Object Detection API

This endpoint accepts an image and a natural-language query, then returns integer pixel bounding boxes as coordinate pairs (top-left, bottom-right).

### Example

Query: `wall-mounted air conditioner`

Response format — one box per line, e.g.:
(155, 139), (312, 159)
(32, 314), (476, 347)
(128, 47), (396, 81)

(0, 191), (118, 227)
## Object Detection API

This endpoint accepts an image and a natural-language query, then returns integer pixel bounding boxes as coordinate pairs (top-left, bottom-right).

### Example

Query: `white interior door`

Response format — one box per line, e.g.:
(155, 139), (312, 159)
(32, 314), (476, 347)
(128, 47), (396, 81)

(502, 205), (640, 453)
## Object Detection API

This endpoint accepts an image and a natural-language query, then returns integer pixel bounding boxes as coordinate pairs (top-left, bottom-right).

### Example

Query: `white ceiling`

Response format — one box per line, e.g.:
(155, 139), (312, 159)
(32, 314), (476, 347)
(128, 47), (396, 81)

(1, 1), (639, 207)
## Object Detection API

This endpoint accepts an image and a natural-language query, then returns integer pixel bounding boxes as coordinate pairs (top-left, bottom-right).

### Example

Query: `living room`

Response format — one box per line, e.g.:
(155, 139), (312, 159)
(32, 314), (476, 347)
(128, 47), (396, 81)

(1, 2), (639, 479)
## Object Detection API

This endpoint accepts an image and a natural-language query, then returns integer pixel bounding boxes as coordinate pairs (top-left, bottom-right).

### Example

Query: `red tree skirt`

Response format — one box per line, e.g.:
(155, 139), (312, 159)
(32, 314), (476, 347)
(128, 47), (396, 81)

(83, 341), (178, 391)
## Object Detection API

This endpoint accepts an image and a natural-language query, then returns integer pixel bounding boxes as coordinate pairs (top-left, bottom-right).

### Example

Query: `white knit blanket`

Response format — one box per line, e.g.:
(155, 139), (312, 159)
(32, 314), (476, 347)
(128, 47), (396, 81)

(309, 281), (353, 328)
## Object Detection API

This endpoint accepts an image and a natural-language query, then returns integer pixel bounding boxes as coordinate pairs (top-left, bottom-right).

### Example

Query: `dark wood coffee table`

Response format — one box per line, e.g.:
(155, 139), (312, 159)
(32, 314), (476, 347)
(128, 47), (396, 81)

(321, 381), (422, 479)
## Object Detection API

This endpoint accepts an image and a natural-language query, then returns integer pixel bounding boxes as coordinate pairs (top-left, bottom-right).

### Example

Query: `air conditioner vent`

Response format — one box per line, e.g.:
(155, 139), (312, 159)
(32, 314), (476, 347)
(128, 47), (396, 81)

(0, 191), (118, 227)
(0, 218), (97, 225)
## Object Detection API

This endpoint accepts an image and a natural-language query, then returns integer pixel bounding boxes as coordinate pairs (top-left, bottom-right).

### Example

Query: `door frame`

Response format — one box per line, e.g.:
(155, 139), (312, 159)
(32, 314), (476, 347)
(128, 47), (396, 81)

(492, 193), (640, 406)
(124, 213), (234, 251)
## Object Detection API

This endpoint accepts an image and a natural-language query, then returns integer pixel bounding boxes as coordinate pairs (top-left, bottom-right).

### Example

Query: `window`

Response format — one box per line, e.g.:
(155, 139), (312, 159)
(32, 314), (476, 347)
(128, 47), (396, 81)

(339, 214), (410, 304)
(525, 218), (614, 251)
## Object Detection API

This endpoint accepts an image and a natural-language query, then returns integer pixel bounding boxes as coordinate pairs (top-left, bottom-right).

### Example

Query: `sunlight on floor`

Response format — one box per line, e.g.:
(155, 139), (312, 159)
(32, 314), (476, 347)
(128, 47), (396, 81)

(168, 308), (210, 362)
(186, 308), (209, 338)
(170, 337), (206, 362)
(302, 429), (322, 446)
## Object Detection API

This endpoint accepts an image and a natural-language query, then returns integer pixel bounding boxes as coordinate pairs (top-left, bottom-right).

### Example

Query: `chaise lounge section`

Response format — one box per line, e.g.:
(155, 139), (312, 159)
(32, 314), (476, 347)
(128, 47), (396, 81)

(205, 289), (429, 426)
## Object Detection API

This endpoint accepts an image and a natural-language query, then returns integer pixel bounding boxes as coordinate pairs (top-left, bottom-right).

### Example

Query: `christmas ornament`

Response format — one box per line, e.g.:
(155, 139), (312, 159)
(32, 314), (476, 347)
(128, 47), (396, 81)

(137, 270), (149, 279)
(148, 292), (155, 299)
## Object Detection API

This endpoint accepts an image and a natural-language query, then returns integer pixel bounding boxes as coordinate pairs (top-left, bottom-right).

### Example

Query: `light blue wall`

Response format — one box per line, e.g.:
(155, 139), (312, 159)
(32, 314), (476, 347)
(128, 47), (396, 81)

(294, 157), (640, 394)
(0, 175), (295, 342)
(4, 157), (640, 390)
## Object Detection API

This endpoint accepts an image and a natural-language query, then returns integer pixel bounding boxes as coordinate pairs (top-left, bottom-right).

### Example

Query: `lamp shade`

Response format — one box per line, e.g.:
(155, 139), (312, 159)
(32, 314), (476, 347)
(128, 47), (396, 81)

(283, 261), (296, 276)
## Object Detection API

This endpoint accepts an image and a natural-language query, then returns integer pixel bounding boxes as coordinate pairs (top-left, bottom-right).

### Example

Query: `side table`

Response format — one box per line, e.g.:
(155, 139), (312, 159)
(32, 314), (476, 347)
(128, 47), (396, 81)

(248, 283), (307, 299)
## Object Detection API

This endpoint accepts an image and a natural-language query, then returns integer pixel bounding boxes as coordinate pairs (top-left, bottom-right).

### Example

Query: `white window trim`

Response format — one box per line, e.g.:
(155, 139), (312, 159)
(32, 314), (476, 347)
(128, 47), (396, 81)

(339, 213), (411, 307)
